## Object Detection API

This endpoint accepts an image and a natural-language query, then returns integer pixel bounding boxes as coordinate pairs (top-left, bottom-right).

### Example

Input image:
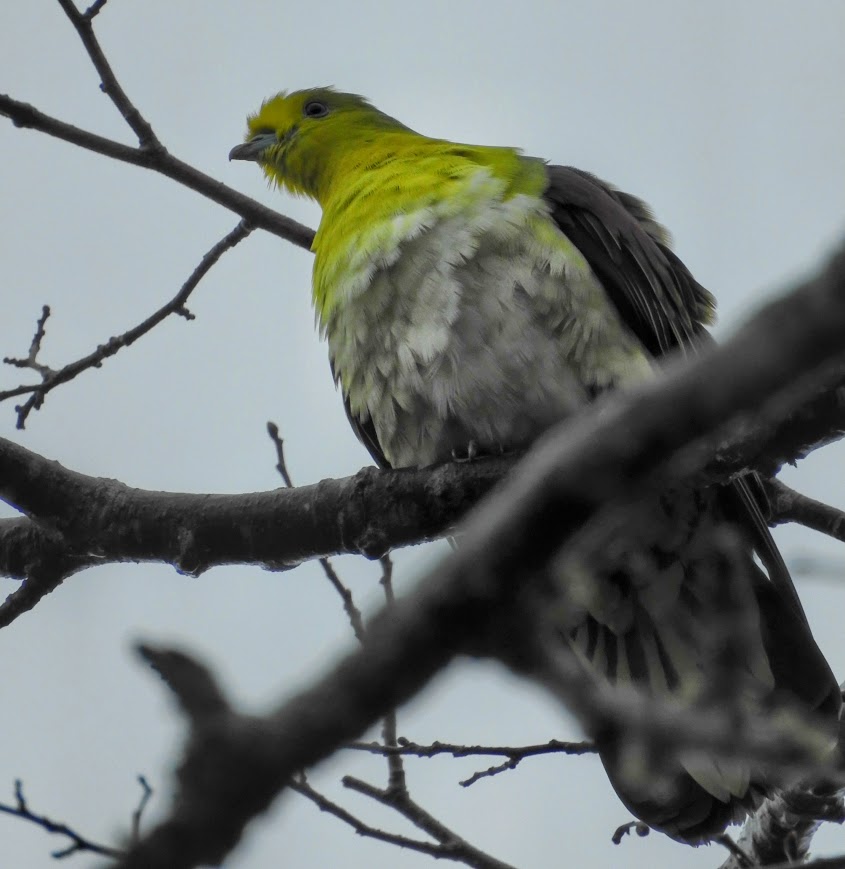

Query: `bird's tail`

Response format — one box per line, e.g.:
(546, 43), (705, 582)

(555, 486), (841, 843)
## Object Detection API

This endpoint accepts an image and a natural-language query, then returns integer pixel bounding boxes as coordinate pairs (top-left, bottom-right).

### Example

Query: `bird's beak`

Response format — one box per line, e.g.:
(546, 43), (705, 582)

(228, 132), (277, 162)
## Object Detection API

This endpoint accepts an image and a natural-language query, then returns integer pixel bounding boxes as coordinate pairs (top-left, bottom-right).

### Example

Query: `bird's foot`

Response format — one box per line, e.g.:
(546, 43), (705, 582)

(451, 440), (481, 462)
(450, 441), (512, 462)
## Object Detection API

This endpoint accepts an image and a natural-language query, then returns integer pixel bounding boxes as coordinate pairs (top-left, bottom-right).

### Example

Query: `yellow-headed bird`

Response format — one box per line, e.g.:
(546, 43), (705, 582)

(230, 88), (840, 843)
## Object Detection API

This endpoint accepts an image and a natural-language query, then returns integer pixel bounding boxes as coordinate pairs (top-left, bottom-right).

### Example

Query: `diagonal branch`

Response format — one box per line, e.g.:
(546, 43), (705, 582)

(290, 776), (462, 863)
(0, 93), (314, 250)
(765, 478), (845, 544)
(266, 421), (367, 642)
(3, 305), (53, 377)
(0, 779), (123, 860)
(56, 0), (158, 147)
(109, 238), (845, 869)
(267, 427), (492, 860)
(1, 220), (253, 428)
(342, 775), (516, 869)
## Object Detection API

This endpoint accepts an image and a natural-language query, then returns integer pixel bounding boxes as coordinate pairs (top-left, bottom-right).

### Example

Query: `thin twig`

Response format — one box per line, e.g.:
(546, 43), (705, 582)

(271, 527), (501, 866)
(348, 736), (595, 786)
(56, 0), (160, 147)
(348, 737), (596, 760)
(459, 759), (520, 787)
(130, 776), (153, 844)
(376, 553), (408, 795)
(3, 305), (54, 377)
(82, 0), (108, 20)
(1, 221), (252, 428)
(266, 422), (367, 642)
(346, 737), (596, 768)
(289, 775), (456, 862)
(0, 779), (123, 860)
(266, 422), (294, 488)
(342, 776), (516, 869)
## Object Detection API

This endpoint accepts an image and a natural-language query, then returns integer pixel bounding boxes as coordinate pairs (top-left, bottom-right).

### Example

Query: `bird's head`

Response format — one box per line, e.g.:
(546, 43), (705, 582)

(229, 87), (410, 202)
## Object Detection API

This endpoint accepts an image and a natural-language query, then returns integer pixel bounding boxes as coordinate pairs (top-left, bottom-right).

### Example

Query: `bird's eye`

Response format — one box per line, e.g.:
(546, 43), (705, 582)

(303, 100), (330, 119)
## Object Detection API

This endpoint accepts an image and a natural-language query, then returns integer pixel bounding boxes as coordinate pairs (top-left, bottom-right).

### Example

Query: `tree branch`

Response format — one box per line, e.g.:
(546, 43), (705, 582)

(765, 478), (845, 544)
(290, 775), (464, 863)
(342, 775), (516, 869)
(1, 221), (253, 428)
(108, 238), (845, 869)
(718, 780), (845, 868)
(0, 374), (842, 599)
(711, 366), (845, 479)
(347, 737), (596, 787)
(0, 241), (842, 627)
(0, 779), (123, 860)
(0, 93), (314, 250)
(266, 421), (367, 642)
(0, 440), (511, 584)
(56, 0), (159, 147)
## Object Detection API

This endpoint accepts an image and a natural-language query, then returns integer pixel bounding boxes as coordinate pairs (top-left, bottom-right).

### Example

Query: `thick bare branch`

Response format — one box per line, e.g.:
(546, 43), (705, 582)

(0, 239), (843, 624)
(0, 440), (510, 586)
(712, 369), (845, 479)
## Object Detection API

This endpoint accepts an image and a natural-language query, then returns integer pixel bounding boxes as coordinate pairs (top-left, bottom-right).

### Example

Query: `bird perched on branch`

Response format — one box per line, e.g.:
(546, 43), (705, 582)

(230, 88), (840, 843)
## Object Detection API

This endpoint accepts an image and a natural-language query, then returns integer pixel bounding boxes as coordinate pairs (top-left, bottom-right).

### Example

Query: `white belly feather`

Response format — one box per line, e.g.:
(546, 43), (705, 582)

(324, 184), (652, 468)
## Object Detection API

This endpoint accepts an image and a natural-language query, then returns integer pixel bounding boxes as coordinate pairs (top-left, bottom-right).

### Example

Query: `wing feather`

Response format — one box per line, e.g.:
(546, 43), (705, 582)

(542, 165), (811, 625)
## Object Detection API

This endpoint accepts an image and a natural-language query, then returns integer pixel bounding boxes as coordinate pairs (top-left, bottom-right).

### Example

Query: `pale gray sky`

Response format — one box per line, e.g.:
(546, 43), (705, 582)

(1, 2), (844, 867)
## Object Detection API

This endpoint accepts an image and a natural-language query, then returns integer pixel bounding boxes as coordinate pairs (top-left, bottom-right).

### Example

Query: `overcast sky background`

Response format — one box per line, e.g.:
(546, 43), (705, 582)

(2, 2), (845, 868)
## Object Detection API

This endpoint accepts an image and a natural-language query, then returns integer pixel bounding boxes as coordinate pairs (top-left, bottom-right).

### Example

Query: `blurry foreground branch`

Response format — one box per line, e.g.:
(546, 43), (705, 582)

(2, 7), (844, 869)
(102, 239), (845, 869)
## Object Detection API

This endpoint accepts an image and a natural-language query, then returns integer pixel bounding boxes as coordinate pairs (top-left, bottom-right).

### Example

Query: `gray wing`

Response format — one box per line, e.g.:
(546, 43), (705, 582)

(544, 166), (715, 355)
